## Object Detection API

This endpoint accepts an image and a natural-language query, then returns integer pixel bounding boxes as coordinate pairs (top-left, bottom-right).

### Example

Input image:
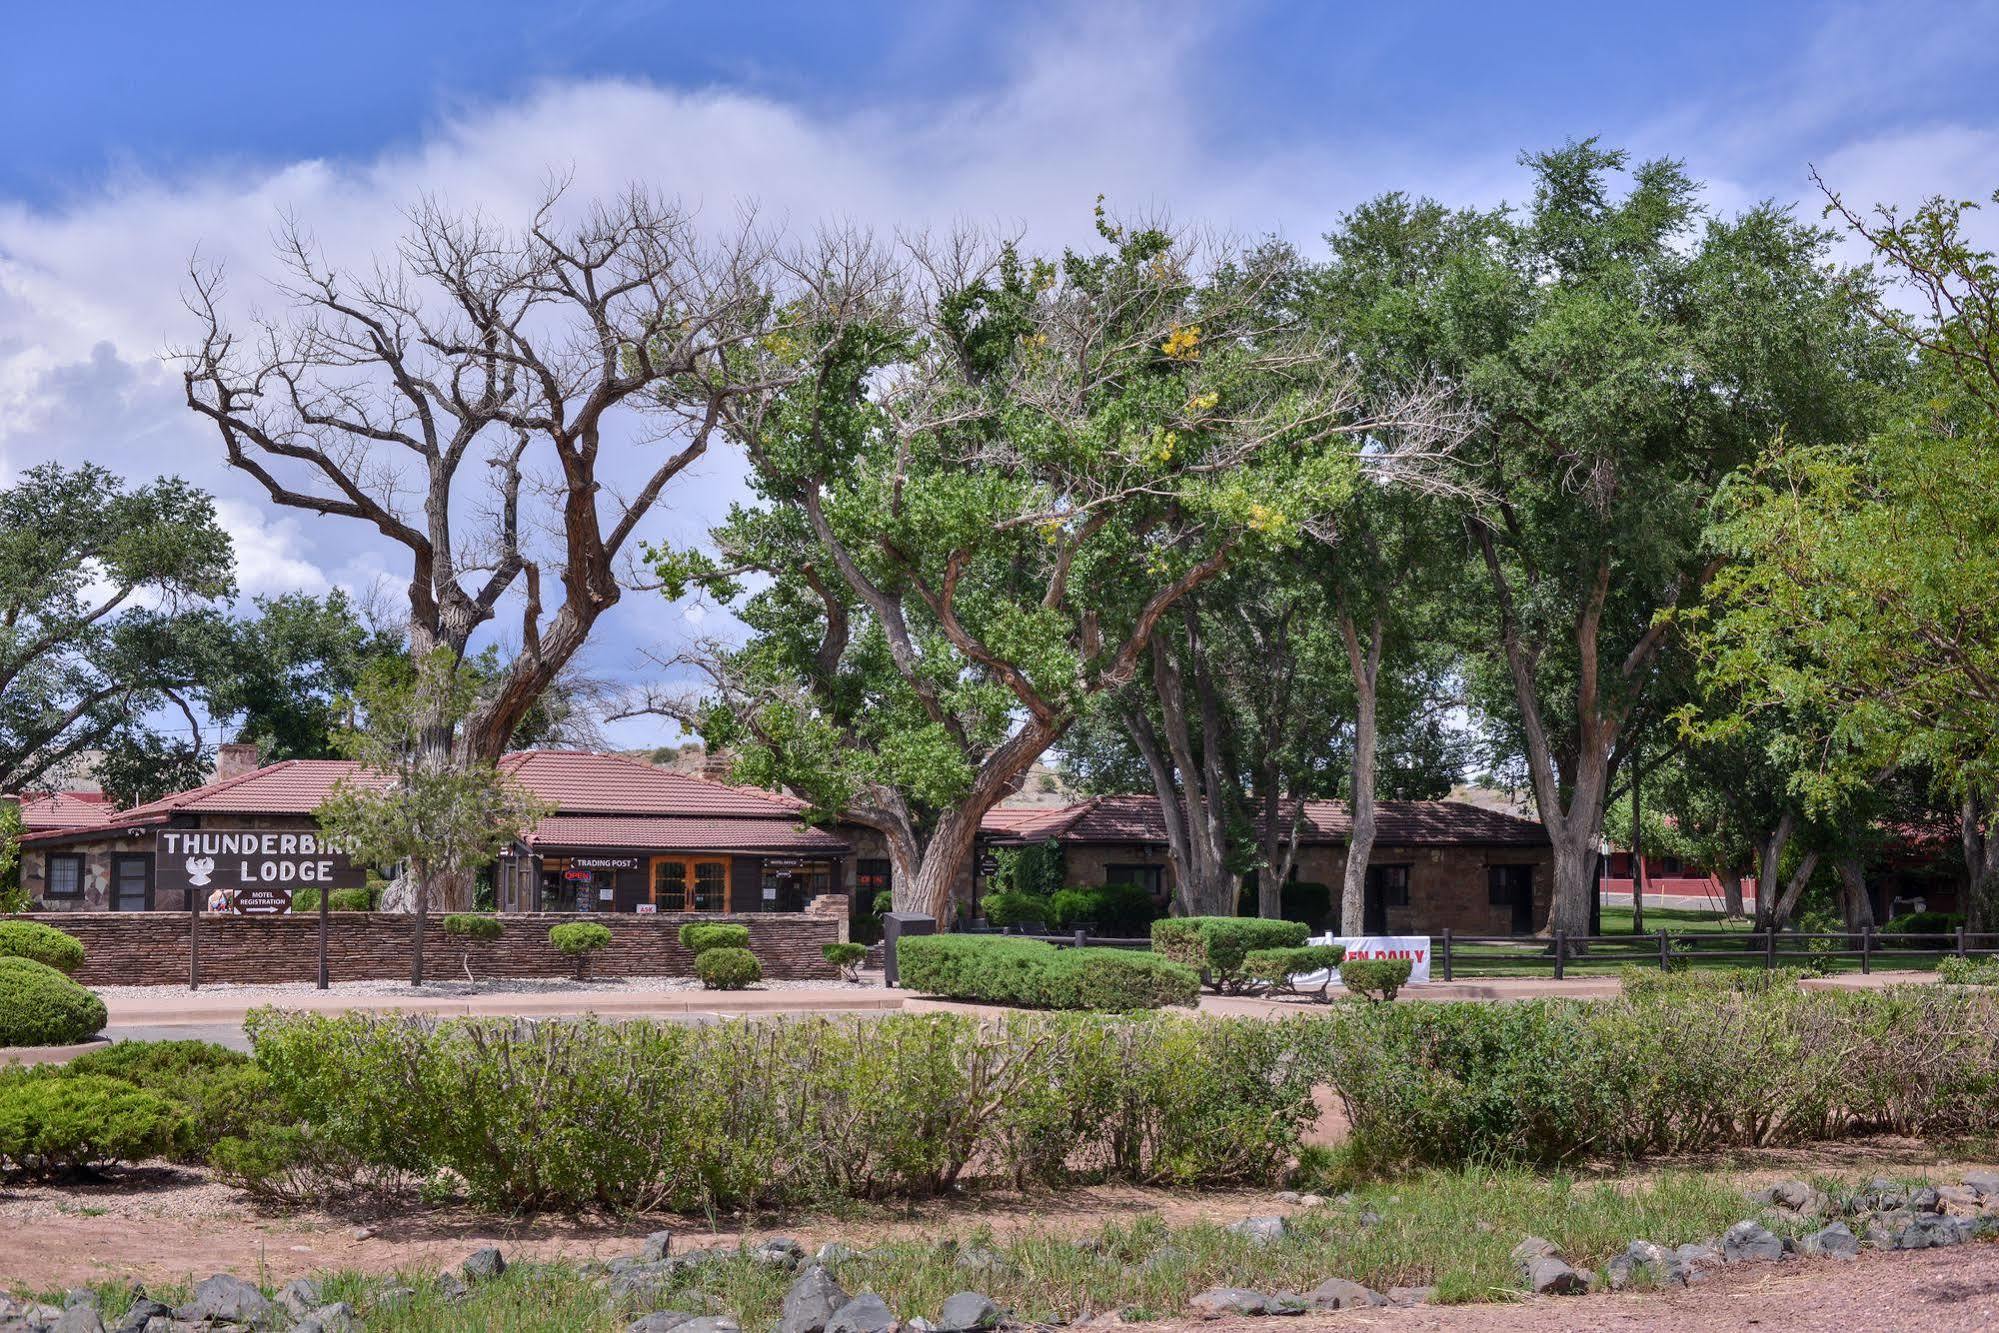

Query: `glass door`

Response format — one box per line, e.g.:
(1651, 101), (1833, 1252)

(111, 854), (153, 912)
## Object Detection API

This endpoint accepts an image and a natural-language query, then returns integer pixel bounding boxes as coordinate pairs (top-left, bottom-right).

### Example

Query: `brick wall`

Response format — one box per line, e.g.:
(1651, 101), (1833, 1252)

(13, 912), (841, 987)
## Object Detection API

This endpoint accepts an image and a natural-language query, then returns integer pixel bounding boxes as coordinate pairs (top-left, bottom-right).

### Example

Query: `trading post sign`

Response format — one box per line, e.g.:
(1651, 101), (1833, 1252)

(156, 828), (367, 902)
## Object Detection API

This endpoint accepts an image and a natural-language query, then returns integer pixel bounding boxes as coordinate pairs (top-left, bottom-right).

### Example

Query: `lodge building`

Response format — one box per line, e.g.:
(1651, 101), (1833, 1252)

(11, 747), (1555, 936)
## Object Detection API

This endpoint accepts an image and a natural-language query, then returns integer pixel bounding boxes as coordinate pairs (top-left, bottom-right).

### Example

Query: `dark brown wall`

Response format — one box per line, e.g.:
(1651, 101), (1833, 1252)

(11, 912), (840, 987)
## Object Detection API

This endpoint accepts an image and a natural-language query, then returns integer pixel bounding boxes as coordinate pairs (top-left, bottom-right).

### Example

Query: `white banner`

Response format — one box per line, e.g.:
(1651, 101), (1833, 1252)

(1293, 934), (1433, 987)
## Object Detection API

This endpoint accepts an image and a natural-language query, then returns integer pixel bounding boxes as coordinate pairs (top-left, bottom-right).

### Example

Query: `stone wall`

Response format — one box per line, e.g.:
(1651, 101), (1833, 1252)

(14, 911), (842, 988)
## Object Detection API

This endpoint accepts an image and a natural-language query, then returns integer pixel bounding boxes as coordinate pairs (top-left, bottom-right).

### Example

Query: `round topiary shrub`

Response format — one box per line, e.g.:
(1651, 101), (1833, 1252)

(0, 921), (86, 975)
(823, 941), (868, 982)
(549, 920), (613, 980)
(1339, 956), (1413, 1003)
(679, 922), (750, 954)
(0, 956), (106, 1047)
(0, 1071), (192, 1176)
(695, 946), (761, 990)
(444, 914), (505, 940)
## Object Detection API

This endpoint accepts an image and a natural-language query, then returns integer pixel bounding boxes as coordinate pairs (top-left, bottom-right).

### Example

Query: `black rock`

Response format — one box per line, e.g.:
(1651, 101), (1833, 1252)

(779, 1266), (851, 1333)
(826, 1293), (899, 1333)
(934, 1292), (1001, 1333)
(462, 1246), (507, 1282)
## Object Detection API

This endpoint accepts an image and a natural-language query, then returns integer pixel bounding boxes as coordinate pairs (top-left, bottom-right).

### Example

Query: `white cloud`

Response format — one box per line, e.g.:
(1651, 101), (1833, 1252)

(212, 499), (331, 599)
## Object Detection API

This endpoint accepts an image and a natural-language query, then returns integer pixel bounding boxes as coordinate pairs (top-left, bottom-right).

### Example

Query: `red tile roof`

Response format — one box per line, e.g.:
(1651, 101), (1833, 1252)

(8, 791), (116, 832)
(525, 815), (846, 854)
(983, 794), (1549, 848)
(20, 750), (816, 846)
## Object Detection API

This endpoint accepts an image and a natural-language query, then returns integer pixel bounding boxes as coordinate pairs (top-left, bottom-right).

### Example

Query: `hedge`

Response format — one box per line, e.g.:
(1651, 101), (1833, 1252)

(1244, 944), (1347, 1000)
(1047, 883), (1159, 935)
(695, 947), (762, 990)
(896, 934), (1198, 1011)
(679, 923), (750, 955)
(0, 1072), (191, 1177)
(240, 1008), (1319, 1210)
(981, 891), (1052, 930)
(0, 921), (85, 974)
(292, 885), (380, 912)
(0, 956), (105, 1046)
(1151, 917), (1310, 993)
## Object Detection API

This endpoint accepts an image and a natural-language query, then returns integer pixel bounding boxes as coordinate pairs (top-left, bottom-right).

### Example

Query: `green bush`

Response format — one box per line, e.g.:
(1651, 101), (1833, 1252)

(0, 956), (105, 1046)
(1046, 883), (1159, 936)
(62, 1040), (274, 1156)
(897, 934), (1198, 1010)
(240, 1007), (1319, 1210)
(549, 920), (613, 979)
(823, 941), (869, 981)
(0, 921), (85, 974)
(209, 1122), (396, 1206)
(443, 914), (504, 940)
(1244, 945), (1347, 1000)
(1151, 917), (1309, 993)
(1340, 957), (1413, 1002)
(0, 1071), (191, 1176)
(1937, 955), (1999, 985)
(695, 946), (761, 990)
(296, 885), (380, 912)
(679, 922), (750, 954)
(982, 890), (1053, 930)
(1881, 910), (1962, 937)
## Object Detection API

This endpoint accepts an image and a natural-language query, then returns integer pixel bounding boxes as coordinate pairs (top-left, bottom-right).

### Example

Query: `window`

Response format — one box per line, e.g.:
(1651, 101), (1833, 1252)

(45, 853), (83, 899)
(692, 861), (728, 911)
(1661, 856), (1684, 876)
(1105, 864), (1164, 899)
(654, 860), (688, 911)
(1366, 864), (1411, 907)
(856, 859), (892, 907)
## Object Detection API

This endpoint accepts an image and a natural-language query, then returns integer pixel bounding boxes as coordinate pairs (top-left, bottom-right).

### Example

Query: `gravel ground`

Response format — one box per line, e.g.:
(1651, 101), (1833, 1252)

(87, 974), (882, 1002)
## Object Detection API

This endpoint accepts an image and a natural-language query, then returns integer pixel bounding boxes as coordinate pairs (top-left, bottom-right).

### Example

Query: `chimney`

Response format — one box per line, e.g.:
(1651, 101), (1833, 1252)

(701, 748), (733, 783)
(215, 742), (262, 782)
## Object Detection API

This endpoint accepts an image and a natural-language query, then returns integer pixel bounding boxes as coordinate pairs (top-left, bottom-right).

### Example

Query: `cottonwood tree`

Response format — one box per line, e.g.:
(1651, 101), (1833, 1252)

(0, 462), (234, 793)
(179, 187), (849, 907)
(636, 217), (1456, 919)
(1324, 143), (1896, 936)
(316, 652), (551, 984)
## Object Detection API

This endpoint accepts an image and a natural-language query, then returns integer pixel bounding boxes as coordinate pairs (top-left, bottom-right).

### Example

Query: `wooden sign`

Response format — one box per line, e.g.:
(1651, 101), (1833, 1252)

(231, 888), (294, 916)
(570, 856), (639, 871)
(157, 828), (366, 898)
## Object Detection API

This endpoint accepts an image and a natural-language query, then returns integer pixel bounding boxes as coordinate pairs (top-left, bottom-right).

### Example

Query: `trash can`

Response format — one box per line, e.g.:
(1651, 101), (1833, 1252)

(881, 911), (936, 989)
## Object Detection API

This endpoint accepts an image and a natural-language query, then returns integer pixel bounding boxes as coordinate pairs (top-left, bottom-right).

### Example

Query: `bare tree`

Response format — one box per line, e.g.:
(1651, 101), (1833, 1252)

(178, 186), (842, 908)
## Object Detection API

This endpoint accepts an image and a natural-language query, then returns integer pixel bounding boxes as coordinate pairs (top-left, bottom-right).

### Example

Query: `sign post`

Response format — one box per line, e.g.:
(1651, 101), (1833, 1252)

(318, 875), (330, 990)
(156, 829), (364, 989)
(188, 882), (200, 991)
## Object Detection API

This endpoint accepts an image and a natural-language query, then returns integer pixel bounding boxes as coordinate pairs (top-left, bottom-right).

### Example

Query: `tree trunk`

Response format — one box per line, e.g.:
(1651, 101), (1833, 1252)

(1629, 742), (1645, 935)
(1126, 631), (1235, 917)
(1337, 613), (1383, 937)
(1961, 795), (1999, 934)
(890, 717), (1066, 921)
(410, 881), (427, 986)
(1837, 858), (1874, 935)
(1721, 867), (1745, 918)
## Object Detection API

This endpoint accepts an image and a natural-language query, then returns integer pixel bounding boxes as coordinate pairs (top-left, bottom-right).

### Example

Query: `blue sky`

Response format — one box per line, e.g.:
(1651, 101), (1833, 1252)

(3, 0), (1997, 750)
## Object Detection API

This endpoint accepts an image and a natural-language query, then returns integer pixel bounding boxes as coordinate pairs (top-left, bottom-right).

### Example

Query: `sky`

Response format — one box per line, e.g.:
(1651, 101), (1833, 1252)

(3, 0), (1997, 751)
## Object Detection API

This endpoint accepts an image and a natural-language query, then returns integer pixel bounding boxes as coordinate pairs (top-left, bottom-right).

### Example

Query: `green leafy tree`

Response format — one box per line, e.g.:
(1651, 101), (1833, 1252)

(203, 591), (403, 761)
(1322, 141), (1896, 935)
(1701, 177), (1999, 926)
(652, 215), (1455, 919)
(0, 462), (233, 792)
(0, 801), (23, 913)
(316, 652), (552, 984)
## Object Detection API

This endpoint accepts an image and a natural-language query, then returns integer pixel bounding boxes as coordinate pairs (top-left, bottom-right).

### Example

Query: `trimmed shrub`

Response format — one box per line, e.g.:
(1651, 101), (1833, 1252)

(1047, 883), (1160, 936)
(240, 1007), (1320, 1210)
(1244, 945), (1347, 1001)
(0, 956), (105, 1046)
(679, 922), (750, 955)
(1047, 888), (1101, 930)
(63, 1040), (274, 1156)
(1881, 910), (1962, 937)
(1340, 957), (1412, 1002)
(1618, 965), (1804, 1001)
(695, 946), (761, 990)
(0, 921), (85, 974)
(897, 934), (1199, 1010)
(1151, 917), (1310, 993)
(982, 890), (1052, 930)
(823, 941), (869, 982)
(1937, 955), (1999, 986)
(443, 914), (504, 940)
(549, 921), (613, 980)
(0, 1071), (191, 1176)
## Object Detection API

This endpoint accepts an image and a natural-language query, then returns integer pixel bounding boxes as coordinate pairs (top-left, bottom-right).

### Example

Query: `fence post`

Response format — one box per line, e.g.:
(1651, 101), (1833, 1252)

(188, 891), (200, 991)
(1861, 926), (1872, 975)
(1073, 928), (1087, 950)
(1554, 929), (1566, 981)
(1957, 926), (1968, 959)
(1763, 927), (1775, 970)
(1658, 929), (1670, 972)
(1442, 928), (1453, 982)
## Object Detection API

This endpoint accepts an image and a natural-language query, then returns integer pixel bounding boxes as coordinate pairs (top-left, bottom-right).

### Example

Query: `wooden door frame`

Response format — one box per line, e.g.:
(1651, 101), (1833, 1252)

(648, 855), (733, 911)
